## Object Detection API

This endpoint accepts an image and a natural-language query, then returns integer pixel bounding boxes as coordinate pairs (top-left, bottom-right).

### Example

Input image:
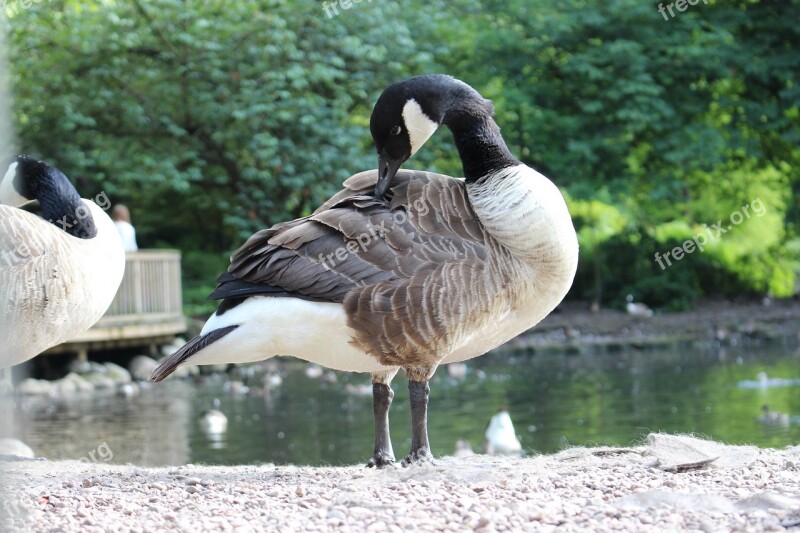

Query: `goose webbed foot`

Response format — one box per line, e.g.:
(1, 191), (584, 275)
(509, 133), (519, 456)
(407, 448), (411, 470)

(367, 451), (396, 468)
(401, 446), (434, 467)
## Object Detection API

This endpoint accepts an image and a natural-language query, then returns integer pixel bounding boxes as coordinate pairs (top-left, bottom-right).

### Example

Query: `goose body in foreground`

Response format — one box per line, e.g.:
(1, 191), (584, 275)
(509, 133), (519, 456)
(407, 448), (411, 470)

(0, 156), (125, 368)
(150, 75), (579, 466)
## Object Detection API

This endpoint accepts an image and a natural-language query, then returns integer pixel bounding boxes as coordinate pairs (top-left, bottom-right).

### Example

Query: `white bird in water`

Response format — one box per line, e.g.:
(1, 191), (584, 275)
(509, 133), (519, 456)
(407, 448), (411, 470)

(485, 409), (522, 456)
(199, 409), (228, 435)
(737, 372), (800, 389)
(625, 294), (653, 317)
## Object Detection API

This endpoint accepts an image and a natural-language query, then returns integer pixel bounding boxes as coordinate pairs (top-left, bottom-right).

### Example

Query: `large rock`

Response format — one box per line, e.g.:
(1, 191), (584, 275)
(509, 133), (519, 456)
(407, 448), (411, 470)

(51, 373), (95, 395)
(81, 372), (115, 390)
(160, 337), (187, 358)
(128, 355), (159, 381)
(16, 378), (52, 396)
(104, 362), (132, 384)
(61, 372), (95, 393)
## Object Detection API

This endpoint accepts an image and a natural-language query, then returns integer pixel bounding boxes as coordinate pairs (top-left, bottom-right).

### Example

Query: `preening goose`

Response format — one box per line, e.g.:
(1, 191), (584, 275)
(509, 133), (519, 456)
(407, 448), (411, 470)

(0, 156), (125, 368)
(150, 75), (578, 466)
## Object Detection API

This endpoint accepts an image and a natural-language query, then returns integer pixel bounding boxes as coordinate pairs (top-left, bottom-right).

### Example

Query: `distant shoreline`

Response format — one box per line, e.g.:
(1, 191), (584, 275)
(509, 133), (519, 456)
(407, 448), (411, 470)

(509, 299), (800, 352)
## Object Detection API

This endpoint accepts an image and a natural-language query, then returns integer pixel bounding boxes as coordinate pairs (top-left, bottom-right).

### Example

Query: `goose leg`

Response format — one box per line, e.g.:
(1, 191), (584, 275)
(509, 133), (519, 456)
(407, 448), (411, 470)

(367, 370), (398, 468)
(402, 365), (437, 466)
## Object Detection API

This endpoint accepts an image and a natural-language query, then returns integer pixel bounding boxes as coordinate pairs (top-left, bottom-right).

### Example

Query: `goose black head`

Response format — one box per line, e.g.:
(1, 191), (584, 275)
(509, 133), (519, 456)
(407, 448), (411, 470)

(370, 75), (468, 197)
(370, 75), (500, 196)
(1, 155), (97, 238)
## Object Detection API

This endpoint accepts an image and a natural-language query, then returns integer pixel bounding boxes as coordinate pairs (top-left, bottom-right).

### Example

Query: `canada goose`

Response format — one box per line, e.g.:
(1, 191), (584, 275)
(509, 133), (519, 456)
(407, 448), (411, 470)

(485, 409), (522, 456)
(758, 405), (790, 426)
(625, 294), (653, 317)
(150, 75), (578, 467)
(0, 156), (125, 368)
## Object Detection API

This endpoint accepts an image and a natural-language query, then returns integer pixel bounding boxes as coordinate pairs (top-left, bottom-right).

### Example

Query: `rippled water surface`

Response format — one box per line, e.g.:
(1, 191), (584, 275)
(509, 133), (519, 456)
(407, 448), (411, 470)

(6, 337), (800, 466)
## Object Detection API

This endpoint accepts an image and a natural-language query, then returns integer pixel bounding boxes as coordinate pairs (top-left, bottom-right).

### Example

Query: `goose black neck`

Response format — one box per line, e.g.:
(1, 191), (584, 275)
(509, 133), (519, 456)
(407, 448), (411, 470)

(446, 115), (519, 183)
(34, 170), (97, 239)
(443, 88), (520, 183)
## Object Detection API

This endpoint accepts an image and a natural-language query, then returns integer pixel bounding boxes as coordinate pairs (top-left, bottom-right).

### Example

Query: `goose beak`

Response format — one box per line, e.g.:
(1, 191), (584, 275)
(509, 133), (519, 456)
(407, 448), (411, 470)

(375, 151), (402, 198)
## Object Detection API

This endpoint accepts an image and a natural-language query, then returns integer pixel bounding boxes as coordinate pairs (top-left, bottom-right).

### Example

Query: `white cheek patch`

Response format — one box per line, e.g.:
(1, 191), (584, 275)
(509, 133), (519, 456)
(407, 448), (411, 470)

(0, 162), (29, 207)
(402, 99), (438, 157)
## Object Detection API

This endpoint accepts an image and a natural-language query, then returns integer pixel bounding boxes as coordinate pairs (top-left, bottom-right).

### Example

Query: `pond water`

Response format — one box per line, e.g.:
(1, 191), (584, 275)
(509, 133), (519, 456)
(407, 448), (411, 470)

(6, 336), (800, 467)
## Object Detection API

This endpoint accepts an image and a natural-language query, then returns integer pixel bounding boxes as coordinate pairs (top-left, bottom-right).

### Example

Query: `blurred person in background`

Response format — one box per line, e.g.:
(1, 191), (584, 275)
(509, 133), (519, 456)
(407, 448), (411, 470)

(112, 204), (138, 252)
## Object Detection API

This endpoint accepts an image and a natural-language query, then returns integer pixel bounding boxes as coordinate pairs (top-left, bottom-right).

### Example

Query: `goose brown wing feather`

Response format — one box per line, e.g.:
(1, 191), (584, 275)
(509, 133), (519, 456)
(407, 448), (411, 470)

(218, 169), (502, 363)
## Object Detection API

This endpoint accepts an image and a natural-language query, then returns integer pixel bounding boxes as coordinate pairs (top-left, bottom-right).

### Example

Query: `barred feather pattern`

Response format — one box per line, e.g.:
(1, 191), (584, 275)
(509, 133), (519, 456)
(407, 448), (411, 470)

(0, 201), (125, 367)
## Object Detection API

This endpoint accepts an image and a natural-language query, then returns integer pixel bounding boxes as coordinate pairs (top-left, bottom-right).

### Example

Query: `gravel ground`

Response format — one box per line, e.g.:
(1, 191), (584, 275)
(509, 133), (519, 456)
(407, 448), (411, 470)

(2, 434), (799, 532)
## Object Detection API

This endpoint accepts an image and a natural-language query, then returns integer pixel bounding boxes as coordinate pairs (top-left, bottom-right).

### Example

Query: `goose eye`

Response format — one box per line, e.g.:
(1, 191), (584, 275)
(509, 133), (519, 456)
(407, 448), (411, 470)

(390, 125), (402, 136)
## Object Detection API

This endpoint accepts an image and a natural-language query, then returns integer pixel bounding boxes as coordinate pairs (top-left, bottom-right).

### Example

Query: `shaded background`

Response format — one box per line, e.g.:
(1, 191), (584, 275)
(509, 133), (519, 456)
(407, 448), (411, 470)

(2, 0), (798, 316)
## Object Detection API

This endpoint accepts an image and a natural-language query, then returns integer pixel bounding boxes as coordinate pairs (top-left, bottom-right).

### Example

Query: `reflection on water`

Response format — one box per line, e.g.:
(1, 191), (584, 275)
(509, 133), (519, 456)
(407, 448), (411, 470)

(6, 337), (800, 466)
(8, 381), (192, 466)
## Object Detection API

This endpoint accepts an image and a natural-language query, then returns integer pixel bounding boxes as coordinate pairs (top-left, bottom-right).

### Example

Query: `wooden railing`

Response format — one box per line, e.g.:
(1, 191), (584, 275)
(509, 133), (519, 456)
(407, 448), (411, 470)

(45, 250), (187, 356)
(100, 250), (184, 324)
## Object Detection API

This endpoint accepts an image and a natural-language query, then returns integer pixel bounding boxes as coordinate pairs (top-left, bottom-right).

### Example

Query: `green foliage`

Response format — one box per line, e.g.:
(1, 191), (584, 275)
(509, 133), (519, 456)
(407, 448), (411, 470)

(6, 0), (442, 251)
(180, 250), (229, 317)
(5, 0), (799, 312)
(439, 0), (799, 308)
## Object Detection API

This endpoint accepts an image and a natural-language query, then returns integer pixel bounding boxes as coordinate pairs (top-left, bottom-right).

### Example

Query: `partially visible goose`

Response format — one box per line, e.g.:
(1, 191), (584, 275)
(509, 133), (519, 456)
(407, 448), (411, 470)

(758, 405), (790, 426)
(625, 294), (653, 317)
(150, 75), (578, 467)
(0, 156), (125, 368)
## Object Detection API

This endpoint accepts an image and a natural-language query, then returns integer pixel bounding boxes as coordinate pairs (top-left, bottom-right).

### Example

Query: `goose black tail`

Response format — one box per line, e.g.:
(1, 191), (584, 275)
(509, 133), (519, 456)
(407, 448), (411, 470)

(149, 325), (239, 382)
